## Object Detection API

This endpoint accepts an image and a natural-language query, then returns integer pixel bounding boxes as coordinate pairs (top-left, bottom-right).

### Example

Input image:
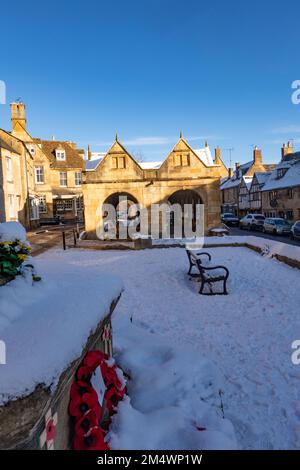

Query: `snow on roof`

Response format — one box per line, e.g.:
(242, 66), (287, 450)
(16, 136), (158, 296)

(85, 157), (104, 171)
(193, 146), (215, 166)
(139, 161), (162, 170)
(262, 153), (300, 191)
(243, 176), (253, 190)
(255, 172), (271, 185)
(220, 161), (253, 190)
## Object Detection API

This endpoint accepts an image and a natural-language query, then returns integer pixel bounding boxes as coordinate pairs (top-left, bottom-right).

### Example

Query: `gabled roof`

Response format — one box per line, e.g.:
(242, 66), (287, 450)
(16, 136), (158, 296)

(35, 139), (84, 169)
(0, 137), (21, 155)
(254, 172), (271, 185)
(241, 175), (253, 190)
(262, 152), (300, 191)
(84, 137), (222, 174)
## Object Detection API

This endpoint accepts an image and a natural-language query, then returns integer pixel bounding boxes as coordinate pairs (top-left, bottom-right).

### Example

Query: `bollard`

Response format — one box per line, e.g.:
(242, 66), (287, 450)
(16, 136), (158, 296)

(73, 229), (77, 247)
(62, 231), (66, 250)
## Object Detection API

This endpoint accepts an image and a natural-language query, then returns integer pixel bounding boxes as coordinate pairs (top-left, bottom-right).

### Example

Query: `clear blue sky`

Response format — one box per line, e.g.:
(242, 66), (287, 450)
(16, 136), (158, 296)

(1, 0), (300, 166)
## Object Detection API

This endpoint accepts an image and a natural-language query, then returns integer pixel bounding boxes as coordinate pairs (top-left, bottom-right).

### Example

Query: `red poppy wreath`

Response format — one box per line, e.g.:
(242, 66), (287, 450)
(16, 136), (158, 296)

(68, 350), (126, 450)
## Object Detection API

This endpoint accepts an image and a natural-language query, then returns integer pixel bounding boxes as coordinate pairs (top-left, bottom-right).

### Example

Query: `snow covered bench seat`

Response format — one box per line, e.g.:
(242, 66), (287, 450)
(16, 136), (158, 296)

(186, 248), (229, 295)
(0, 264), (123, 450)
(186, 248), (212, 276)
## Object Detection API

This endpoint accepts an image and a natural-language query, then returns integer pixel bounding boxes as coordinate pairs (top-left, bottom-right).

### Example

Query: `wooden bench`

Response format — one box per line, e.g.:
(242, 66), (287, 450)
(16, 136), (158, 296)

(186, 248), (229, 295)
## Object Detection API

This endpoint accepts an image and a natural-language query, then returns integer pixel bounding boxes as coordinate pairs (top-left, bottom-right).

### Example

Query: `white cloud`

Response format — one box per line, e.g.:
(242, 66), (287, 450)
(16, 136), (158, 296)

(271, 125), (300, 134)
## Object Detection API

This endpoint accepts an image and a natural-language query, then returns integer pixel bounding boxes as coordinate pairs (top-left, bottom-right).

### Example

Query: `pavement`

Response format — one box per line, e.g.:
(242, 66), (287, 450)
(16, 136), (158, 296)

(27, 224), (83, 256)
(228, 226), (300, 247)
(26, 223), (300, 257)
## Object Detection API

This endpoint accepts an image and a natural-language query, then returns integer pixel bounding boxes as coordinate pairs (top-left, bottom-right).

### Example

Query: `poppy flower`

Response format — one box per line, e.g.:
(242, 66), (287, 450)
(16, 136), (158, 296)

(46, 418), (56, 441)
(101, 362), (123, 391)
(83, 351), (107, 369)
(70, 381), (93, 401)
(73, 427), (109, 450)
(75, 410), (100, 436)
(104, 386), (124, 414)
(69, 387), (101, 418)
(76, 365), (93, 383)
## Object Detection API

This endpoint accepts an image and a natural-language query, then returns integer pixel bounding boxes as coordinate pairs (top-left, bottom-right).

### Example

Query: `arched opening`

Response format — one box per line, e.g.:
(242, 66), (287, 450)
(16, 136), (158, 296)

(102, 192), (140, 239)
(167, 189), (203, 237)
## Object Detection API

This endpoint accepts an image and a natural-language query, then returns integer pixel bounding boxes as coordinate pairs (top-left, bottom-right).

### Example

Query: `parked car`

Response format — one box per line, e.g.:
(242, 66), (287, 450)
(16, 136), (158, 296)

(220, 213), (239, 226)
(262, 218), (291, 235)
(239, 214), (265, 231)
(291, 220), (300, 240)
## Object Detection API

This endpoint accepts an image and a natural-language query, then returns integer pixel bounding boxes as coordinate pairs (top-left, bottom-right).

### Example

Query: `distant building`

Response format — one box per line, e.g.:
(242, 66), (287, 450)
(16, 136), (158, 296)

(249, 172), (271, 213)
(7, 102), (85, 224)
(261, 143), (300, 222)
(83, 139), (228, 238)
(220, 147), (276, 216)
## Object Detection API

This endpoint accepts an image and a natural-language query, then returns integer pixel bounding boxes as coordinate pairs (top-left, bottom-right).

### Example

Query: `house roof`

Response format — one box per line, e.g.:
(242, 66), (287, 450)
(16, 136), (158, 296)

(262, 152), (300, 191)
(139, 161), (162, 170)
(0, 138), (21, 155)
(254, 172), (271, 185)
(193, 147), (215, 166)
(85, 157), (104, 171)
(220, 160), (275, 191)
(35, 139), (84, 169)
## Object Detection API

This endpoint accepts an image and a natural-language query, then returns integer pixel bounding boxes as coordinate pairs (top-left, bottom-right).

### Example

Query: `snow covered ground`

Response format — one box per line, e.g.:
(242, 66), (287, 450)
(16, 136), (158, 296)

(0, 252), (123, 403)
(31, 245), (300, 449)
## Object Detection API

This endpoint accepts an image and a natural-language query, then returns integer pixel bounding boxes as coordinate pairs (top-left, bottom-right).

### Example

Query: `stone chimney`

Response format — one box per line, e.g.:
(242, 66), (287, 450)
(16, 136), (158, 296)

(87, 144), (92, 161)
(11, 102), (26, 132)
(214, 146), (221, 164)
(253, 146), (262, 165)
(281, 141), (293, 160)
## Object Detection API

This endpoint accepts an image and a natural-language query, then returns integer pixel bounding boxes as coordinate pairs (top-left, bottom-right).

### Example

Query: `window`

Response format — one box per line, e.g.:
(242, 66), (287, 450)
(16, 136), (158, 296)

(269, 191), (277, 201)
(75, 171), (82, 186)
(63, 199), (73, 211)
(27, 145), (36, 156)
(55, 199), (73, 212)
(38, 195), (47, 213)
(60, 171), (67, 187)
(287, 188), (293, 199)
(286, 210), (294, 220)
(174, 154), (190, 167)
(76, 197), (83, 211)
(111, 156), (126, 169)
(6, 157), (13, 181)
(30, 197), (39, 220)
(56, 150), (66, 161)
(277, 168), (288, 179)
(8, 195), (14, 218)
(35, 166), (45, 184)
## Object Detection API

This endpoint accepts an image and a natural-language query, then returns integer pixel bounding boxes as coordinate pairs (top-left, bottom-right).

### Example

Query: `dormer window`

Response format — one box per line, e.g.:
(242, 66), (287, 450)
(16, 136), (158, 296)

(277, 168), (288, 179)
(56, 149), (66, 161)
(27, 144), (36, 156)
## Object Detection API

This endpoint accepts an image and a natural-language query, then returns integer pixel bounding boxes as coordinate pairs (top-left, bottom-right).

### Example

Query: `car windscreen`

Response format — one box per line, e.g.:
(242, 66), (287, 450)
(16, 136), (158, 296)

(254, 215), (265, 220)
(275, 220), (289, 225)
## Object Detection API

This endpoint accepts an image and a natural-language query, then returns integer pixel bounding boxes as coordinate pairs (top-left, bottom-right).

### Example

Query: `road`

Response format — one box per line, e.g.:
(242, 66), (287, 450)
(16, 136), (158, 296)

(228, 226), (300, 247)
